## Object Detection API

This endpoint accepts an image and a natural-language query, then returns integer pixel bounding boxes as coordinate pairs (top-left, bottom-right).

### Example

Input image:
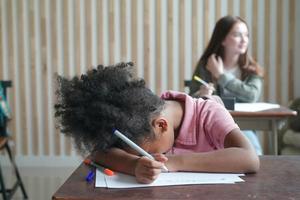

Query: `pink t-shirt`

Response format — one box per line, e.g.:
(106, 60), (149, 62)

(160, 91), (239, 155)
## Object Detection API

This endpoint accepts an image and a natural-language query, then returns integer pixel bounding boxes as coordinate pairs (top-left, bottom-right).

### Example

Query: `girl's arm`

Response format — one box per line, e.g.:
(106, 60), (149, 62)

(93, 148), (139, 175)
(217, 73), (263, 102)
(165, 128), (260, 173)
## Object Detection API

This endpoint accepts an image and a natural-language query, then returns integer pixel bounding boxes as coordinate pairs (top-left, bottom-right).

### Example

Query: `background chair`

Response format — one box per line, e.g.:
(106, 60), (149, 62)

(0, 80), (28, 200)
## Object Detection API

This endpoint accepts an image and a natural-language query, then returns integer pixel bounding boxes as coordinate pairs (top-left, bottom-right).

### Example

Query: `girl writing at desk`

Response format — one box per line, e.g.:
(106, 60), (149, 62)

(55, 62), (259, 184)
(189, 15), (264, 155)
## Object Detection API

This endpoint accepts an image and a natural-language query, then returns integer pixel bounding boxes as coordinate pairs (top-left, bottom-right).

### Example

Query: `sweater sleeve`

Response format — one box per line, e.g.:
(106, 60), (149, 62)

(217, 73), (263, 102)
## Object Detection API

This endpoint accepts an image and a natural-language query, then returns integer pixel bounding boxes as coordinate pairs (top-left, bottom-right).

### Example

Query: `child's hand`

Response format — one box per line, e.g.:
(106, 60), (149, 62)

(134, 154), (168, 184)
(198, 83), (215, 96)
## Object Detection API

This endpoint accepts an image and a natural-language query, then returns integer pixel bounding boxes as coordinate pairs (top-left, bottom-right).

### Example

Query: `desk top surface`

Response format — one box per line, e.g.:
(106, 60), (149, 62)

(230, 106), (297, 118)
(53, 156), (300, 200)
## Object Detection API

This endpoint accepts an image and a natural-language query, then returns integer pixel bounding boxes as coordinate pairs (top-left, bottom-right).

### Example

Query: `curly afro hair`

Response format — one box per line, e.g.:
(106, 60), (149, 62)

(54, 62), (165, 154)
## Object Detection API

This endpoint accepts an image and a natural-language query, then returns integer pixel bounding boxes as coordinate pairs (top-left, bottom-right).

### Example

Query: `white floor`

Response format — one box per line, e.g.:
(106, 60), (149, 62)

(1, 165), (77, 200)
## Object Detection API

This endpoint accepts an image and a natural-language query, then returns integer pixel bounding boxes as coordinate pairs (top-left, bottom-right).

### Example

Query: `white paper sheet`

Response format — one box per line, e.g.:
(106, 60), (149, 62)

(95, 169), (244, 188)
(235, 102), (280, 112)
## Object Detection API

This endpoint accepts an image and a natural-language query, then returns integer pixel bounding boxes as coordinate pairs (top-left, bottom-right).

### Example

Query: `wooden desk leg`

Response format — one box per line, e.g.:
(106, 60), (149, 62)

(272, 119), (278, 155)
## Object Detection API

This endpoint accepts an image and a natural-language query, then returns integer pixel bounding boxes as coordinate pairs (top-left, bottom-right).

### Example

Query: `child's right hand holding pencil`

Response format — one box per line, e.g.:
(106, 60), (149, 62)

(134, 154), (168, 184)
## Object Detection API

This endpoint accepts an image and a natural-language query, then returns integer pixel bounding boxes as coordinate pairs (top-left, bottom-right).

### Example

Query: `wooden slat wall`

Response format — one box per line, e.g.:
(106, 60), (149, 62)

(0, 0), (299, 160)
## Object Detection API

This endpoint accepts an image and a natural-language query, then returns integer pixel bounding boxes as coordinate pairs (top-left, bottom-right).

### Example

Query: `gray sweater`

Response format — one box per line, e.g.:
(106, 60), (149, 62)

(189, 65), (263, 103)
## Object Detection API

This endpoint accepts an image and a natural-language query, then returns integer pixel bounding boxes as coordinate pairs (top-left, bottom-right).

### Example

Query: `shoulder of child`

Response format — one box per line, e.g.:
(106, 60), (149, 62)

(200, 95), (225, 107)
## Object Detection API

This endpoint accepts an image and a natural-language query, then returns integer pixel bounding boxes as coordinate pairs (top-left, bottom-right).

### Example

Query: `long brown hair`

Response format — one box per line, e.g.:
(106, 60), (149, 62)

(196, 15), (263, 79)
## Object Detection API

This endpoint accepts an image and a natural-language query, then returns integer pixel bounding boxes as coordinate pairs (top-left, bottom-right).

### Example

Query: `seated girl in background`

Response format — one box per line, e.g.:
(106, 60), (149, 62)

(55, 62), (259, 184)
(189, 15), (264, 155)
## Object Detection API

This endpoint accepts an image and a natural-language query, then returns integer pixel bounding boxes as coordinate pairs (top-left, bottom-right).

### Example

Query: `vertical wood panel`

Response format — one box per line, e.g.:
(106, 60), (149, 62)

(244, 0), (252, 55)
(264, 0), (270, 101)
(136, 0), (144, 77)
(1, 0), (9, 78)
(143, 0), (150, 85)
(108, 1), (114, 65)
(192, 0), (198, 70)
(161, 0), (168, 92)
(167, 0), (173, 90)
(155, 0), (161, 94)
(227, 0), (233, 15)
(85, 2), (92, 70)
(148, 0), (155, 91)
(120, 0), (126, 61)
(239, 0), (246, 20)
(11, 0), (22, 155)
(204, 0), (210, 46)
(113, 0), (121, 63)
(40, 0), (49, 155)
(131, 0), (137, 74)
(64, 0), (72, 156)
(196, 0), (204, 66)
(252, 0), (258, 60)
(179, 0), (185, 91)
(257, 0), (265, 70)
(56, 0), (65, 155)
(45, 0), (54, 156)
(281, 1), (289, 105)
(74, 1), (80, 77)
(288, 0), (300, 100)
(184, 0), (192, 82)
(276, 0), (282, 104)
(33, 0), (44, 155)
(7, 0), (15, 153)
(19, 1), (27, 155)
(68, 0), (75, 76)
(23, 0), (33, 155)
(102, 0), (109, 65)
(208, 0), (216, 35)
(67, 0), (76, 156)
(97, 0), (103, 65)
(215, 0), (221, 20)
(125, 0), (132, 61)
(269, 1), (276, 102)
(79, 0), (87, 73)
(91, 0), (98, 67)
(288, 0), (295, 101)
(172, 0), (179, 91)
(31, 0), (39, 156)
(53, 0), (60, 156)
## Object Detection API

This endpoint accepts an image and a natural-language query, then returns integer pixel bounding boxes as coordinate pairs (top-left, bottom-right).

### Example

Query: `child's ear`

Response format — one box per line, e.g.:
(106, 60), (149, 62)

(152, 117), (168, 133)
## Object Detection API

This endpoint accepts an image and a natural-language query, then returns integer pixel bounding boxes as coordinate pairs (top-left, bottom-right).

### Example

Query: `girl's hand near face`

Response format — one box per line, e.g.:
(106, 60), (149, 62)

(207, 54), (224, 79)
(134, 154), (168, 184)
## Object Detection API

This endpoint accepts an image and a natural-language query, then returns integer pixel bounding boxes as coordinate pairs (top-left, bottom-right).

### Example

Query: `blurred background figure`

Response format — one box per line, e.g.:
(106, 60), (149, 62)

(189, 15), (264, 155)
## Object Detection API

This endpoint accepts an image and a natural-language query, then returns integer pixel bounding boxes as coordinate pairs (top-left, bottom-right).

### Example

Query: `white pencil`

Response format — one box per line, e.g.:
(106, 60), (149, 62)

(113, 129), (169, 172)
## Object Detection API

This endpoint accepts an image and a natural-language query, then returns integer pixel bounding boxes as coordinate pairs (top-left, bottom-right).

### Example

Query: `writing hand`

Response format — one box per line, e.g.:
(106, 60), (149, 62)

(134, 155), (167, 184)
(193, 82), (215, 97)
(198, 82), (215, 96)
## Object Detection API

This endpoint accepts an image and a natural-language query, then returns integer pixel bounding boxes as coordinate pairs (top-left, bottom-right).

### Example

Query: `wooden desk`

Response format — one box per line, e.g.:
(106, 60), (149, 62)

(230, 107), (297, 155)
(53, 156), (300, 200)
